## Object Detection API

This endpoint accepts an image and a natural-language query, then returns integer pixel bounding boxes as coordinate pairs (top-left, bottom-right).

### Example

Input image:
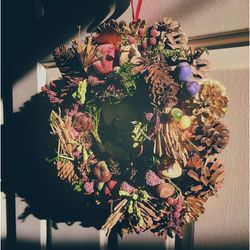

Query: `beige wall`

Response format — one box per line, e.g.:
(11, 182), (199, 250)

(194, 46), (249, 250)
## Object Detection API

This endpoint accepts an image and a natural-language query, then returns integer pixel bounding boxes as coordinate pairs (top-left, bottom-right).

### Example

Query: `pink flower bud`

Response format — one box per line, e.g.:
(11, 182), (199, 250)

(128, 36), (136, 44)
(149, 37), (157, 45)
(150, 29), (158, 38)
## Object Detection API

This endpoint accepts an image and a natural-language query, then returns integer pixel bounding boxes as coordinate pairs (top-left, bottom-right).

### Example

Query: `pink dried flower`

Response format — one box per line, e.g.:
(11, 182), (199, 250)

(145, 112), (154, 121)
(88, 75), (104, 86)
(150, 29), (158, 38)
(84, 181), (95, 194)
(145, 170), (163, 186)
(128, 36), (136, 44)
(120, 181), (135, 194)
(149, 37), (157, 45)
(142, 40), (148, 49)
(139, 28), (145, 37)
(70, 127), (79, 138)
(67, 104), (79, 117)
(72, 150), (81, 158)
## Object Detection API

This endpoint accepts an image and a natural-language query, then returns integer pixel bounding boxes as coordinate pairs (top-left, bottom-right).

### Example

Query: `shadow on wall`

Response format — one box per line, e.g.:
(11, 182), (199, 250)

(1, 0), (129, 229)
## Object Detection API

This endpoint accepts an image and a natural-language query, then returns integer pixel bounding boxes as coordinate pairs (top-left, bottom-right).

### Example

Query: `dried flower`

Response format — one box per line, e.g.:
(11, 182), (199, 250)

(73, 112), (92, 132)
(120, 181), (135, 194)
(84, 181), (95, 194)
(145, 170), (164, 186)
(145, 112), (154, 122)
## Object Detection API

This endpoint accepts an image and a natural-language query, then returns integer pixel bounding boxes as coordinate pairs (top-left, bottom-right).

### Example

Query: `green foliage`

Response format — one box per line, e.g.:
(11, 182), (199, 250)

(131, 121), (148, 148)
(72, 80), (87, 104)
(119, 189), (148, 227)
(72, 181), (84, 192)
(118, 62), (138, 96)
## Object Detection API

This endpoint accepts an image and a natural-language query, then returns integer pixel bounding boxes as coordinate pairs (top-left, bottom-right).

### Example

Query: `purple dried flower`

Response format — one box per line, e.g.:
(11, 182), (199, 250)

(84, 181), (95, 194)
(67, 104), (79, 117)
(154, 111), (162, 132)
(145, 112), (154, 121)
(88, 75), (104, 86)
(120, 181), (135, 194)
(145, 170), (163, 186)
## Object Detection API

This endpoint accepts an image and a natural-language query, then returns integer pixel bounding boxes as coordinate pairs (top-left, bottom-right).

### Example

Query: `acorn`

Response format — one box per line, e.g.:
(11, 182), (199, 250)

(156, 183), (175, 199)
(160, 162), (182, 179)
(94, 161), (112, 183)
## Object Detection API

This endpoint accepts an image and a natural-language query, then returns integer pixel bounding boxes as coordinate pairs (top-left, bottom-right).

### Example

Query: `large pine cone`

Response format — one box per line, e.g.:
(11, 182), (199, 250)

(145, 63), (179, 109)
(186, 79), (229, 123)
(185, 153), (225, 198)
(191, 121), (229, 156)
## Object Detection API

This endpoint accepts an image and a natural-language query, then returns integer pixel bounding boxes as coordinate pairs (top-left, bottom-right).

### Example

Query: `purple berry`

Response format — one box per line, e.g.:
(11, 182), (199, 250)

(150, 29), (158, 38)
(149, 37), (157, 45)
(186, 81), (200, 96)
(128, 36), (135, 44)
(176, 62), (192, 82)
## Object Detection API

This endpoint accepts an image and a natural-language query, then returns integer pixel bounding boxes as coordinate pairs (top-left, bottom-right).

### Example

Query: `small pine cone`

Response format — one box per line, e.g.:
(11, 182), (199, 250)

(191, 121), (229, 156)
(183, 195), (206, 223)
(155, 17), (188, 49)
(185, 154), (225, 197)
(53, 46), (84, 83)
(56, 160), (79, 183)
(186, 47), (210, 78)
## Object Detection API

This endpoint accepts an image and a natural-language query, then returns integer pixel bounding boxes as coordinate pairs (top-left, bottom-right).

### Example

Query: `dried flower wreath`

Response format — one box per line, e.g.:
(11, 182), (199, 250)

(42, 17), (229, 239)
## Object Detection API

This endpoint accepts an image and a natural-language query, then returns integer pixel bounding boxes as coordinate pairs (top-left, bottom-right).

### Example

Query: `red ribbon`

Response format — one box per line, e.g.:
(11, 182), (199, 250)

(130, 0), (143, 21)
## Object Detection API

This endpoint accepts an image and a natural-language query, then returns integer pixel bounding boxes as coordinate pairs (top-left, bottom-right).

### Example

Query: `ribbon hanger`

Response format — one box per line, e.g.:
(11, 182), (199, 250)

(130, 0), (143, 21)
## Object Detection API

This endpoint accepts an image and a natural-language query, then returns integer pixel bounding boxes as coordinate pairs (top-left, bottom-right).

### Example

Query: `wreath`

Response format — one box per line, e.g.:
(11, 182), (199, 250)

(42, 17), (229, 239)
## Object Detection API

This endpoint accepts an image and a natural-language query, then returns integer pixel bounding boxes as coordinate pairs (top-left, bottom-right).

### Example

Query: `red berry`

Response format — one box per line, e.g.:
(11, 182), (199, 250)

(128, 36), (136, 44)
(149, 37), (157, 45)
(150, 29), (158, 38)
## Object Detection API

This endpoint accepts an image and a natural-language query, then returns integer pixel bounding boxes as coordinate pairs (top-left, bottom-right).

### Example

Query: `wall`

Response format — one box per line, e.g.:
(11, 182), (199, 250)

(194, 46), (249, 250)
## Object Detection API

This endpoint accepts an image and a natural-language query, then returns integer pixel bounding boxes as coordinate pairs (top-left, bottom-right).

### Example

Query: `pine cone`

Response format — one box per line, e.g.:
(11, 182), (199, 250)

(53, 46), (85, 83)
(185, 153), (225, 197)
(185, 79), (229, 123)
(187, 48), (210, 78)
(96, 19), (146, 43)
(191, 121), (229, 156)
(183, 195), (206, 223)
(155, 17), (188, 49)
(56, 160), (79, 183)
(145, 63), (180, 109)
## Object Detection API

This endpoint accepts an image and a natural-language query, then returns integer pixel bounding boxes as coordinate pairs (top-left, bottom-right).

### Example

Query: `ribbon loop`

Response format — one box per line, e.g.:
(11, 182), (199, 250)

(130, 0), (143, 21)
